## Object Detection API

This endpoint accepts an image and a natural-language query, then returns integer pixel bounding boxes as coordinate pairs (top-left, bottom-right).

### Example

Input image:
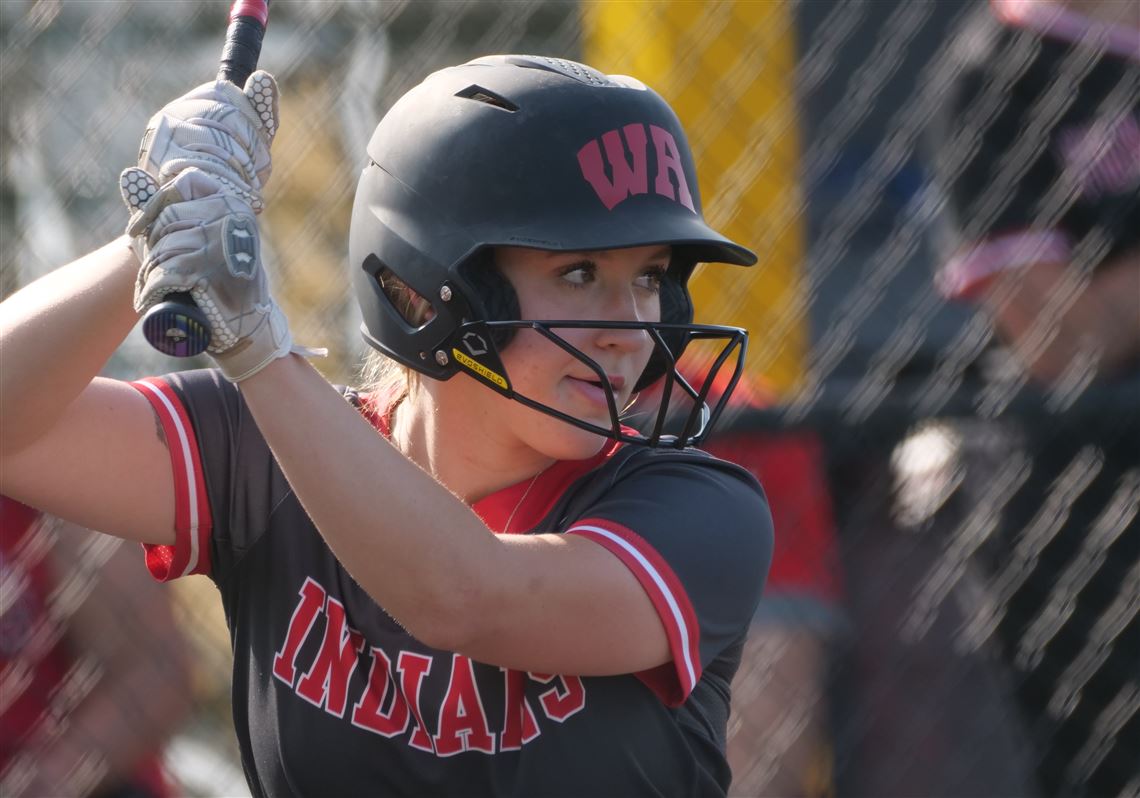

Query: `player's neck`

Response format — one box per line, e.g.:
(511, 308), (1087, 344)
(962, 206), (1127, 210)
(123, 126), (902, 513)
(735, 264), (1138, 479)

(391, 384), (554, 505)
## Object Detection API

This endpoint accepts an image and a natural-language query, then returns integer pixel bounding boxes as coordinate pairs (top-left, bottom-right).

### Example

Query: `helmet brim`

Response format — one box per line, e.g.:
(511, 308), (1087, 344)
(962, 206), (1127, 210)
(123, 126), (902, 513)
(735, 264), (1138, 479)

(478, 203), (757, 267)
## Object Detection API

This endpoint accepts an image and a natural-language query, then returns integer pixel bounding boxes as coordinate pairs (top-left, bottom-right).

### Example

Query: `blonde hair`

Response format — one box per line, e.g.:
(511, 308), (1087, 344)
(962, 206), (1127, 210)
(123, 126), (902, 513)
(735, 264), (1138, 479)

(357, 349), (412, 398)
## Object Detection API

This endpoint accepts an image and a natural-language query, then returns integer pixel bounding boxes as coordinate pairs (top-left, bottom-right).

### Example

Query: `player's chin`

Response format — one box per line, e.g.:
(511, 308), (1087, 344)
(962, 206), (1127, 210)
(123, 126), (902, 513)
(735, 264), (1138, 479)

(530, 410), (613, 462)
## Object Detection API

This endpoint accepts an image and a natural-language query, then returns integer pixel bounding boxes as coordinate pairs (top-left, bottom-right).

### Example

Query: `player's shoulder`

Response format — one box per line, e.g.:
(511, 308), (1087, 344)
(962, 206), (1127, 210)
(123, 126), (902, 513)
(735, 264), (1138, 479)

(139, 367), (237, 412)
(155, 370), (361, 414)
(607, 442), (763, 485)
(153, 366), (233, 395)
(552, 442), (768, 526)
(140, 369), (264, 460)
(546, 444), (774, 585)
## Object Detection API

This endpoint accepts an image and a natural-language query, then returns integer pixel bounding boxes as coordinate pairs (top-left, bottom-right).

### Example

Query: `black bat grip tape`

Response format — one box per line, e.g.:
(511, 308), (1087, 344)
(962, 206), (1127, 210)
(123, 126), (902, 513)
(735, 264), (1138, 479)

(142, 6), (267, 358)
(218, 14), (266, 87)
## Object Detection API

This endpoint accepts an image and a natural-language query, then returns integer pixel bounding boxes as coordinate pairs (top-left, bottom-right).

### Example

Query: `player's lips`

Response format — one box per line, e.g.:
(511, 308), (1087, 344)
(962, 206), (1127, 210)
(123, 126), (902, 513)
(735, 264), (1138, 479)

(565, 374), (626, 409)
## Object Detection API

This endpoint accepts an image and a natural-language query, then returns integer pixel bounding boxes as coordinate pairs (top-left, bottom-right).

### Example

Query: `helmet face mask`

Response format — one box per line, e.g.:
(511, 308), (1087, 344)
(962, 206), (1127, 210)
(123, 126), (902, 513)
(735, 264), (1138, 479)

(447, 317), (749, 448)
(350, 55), (757, 448)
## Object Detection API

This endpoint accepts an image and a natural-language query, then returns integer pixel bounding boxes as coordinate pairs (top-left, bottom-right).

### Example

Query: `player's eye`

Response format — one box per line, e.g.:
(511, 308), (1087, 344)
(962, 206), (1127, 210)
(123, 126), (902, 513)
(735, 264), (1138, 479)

(635, 265), (666, 293)
(558, 261), (597, 288)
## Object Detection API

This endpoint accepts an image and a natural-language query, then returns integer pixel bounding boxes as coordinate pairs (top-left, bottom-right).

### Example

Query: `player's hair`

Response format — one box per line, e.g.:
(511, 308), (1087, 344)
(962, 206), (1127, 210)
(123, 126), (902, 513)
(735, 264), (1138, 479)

(357, 350), (407, 397)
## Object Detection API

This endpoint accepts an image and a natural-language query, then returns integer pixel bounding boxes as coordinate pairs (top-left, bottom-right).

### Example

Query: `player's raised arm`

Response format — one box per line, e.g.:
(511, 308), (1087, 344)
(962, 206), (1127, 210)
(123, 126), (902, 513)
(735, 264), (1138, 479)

(0, 240), (138, 456)
(0, 73), (282, 546)
(0, 238), (180, 544)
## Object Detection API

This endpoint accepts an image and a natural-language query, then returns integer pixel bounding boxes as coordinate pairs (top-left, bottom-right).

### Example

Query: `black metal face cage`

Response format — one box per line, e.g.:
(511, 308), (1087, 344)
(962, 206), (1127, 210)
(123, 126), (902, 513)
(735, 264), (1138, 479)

(448, 319), (748, 449)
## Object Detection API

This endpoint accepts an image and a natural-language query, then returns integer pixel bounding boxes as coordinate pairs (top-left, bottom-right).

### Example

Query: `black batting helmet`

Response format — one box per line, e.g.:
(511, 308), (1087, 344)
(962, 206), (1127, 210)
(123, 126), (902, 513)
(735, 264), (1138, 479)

(349, 54), (756, 447)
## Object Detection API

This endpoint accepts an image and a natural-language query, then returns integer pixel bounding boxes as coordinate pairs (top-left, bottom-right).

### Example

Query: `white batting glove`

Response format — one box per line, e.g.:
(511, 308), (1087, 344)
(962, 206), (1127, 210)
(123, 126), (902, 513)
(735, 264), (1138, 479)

(133, 70), (278, 212)
(122, 168), (322, 382)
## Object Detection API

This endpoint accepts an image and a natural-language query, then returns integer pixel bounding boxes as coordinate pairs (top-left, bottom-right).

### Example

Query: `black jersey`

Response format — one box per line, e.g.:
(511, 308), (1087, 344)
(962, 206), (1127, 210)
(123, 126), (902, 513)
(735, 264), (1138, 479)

(935, 0), (1139, 300)
(129, 370), (773, 797)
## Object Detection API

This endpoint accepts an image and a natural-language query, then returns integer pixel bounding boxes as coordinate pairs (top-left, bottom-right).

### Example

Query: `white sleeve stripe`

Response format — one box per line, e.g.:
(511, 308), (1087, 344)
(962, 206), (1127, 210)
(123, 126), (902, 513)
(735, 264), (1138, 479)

(567, 523), (697, 694)
(135, 380), (201, 577)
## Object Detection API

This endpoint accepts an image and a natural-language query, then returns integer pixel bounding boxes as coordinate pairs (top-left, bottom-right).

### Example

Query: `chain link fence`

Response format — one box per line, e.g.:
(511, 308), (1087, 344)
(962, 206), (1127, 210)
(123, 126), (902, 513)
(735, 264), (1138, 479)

(2, 1), (1137, 796)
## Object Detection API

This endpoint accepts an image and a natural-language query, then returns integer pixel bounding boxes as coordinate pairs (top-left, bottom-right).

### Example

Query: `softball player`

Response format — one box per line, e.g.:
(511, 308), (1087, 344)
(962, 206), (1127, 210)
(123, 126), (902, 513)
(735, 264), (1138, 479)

(1, 56), (773, 796)
(935, 2), (1139, 794)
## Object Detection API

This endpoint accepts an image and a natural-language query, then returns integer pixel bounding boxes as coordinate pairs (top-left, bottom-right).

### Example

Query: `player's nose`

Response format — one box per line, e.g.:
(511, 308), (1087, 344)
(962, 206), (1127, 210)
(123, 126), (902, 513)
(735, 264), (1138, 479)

(591, 282), (651, 352)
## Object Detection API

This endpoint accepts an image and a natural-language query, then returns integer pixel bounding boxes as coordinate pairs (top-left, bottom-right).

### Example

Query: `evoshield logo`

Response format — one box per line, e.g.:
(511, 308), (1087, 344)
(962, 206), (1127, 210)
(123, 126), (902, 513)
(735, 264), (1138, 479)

(576, 123), (695, 212)
(453, 348), (508, 390)
(462, 332), (489, 357)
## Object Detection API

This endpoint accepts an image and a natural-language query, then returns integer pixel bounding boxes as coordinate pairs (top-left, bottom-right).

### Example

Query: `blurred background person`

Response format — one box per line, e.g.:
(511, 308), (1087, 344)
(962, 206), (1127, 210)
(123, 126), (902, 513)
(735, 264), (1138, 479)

(931, 0), (1139, 795)
(1, 496), (193, 798)
(935, 0), (1139, 382)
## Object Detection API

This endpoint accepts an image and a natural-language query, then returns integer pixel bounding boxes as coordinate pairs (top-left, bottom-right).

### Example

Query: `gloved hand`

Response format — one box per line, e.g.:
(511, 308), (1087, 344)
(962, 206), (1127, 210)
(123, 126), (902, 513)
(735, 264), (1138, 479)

(131, 70), (278, 211)
(122, 168), (320, 382)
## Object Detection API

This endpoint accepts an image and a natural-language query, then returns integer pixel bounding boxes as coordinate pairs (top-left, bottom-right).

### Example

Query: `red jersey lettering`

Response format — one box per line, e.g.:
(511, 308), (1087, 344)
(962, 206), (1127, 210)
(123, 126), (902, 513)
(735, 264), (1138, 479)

(296, 596), (366, 718)
(273, 579), (592, 756)
(272, 577), (326, 687)
(397, 651), (435, 753)
(500, 668), (541, 751)
(433, 654), (495, 756)
(351, 646), (410, 737)
(531, 672), (587, 722)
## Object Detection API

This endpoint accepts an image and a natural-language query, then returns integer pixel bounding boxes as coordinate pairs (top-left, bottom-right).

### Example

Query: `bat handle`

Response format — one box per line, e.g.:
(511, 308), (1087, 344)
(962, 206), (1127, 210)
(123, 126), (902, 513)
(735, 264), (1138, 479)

(142, 294), (212, 358)
(141, 0), (269, 358)
(218, 4), (268, 86)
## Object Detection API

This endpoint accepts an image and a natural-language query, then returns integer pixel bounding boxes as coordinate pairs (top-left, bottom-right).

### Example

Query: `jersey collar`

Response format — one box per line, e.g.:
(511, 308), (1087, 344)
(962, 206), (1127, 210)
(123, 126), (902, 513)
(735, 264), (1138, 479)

(360, 390), (628, 534)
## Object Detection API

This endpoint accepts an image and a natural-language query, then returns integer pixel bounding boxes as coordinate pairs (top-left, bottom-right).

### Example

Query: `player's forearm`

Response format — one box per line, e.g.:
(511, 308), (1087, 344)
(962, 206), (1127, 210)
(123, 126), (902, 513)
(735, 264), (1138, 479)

(239, 353), (505, 650)
(0, 238), (139, 453)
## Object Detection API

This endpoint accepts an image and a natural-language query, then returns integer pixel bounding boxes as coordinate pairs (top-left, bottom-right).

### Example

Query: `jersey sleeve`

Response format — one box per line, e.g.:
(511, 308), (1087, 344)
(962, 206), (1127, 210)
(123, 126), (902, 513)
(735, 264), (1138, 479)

(563, 453), (773, 707)
(128, 369), (289, 583)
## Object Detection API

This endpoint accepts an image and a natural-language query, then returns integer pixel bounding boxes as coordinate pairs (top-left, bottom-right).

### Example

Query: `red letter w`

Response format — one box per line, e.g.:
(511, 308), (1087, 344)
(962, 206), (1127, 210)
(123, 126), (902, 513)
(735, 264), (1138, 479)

(577, 123), (649, 210)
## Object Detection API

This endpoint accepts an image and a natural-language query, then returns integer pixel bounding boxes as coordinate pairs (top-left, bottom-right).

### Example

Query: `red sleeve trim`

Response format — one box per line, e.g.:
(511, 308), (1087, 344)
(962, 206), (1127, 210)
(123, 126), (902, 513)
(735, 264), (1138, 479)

(129, 378), (213, 580)
(937, 229), (1072, 301)
(565, 518), (701, 707)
